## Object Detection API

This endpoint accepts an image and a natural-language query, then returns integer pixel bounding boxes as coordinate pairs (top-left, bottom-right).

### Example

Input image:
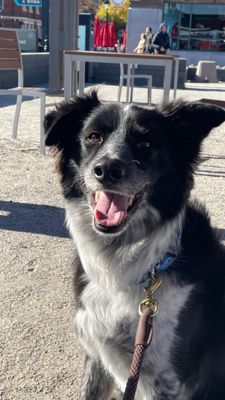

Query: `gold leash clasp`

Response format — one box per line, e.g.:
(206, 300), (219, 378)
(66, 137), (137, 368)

(139, 273), (162, 317)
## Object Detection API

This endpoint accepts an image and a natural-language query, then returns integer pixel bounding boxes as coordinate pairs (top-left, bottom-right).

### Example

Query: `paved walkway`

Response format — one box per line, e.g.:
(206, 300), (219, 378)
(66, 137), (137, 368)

(0, 83), (225, 399)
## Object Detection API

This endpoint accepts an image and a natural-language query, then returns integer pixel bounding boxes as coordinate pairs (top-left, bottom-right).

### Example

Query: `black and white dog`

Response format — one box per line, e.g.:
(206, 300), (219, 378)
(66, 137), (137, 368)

(45, 91), (225, 400)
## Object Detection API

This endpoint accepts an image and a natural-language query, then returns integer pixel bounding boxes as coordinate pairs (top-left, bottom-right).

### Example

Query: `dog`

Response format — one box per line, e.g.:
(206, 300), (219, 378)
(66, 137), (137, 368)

(44, 91), (225, 400)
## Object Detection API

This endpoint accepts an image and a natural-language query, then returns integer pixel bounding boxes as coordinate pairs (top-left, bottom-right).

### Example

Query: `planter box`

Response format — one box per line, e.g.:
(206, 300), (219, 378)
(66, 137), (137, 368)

(186, 65), (225, 82)
(217, 67), (225, 82)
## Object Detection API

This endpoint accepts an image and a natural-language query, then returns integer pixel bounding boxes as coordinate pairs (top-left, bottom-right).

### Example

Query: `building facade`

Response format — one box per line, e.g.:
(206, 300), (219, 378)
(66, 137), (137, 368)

(128, 0), (225, 65)
(0, 0), (41, 35)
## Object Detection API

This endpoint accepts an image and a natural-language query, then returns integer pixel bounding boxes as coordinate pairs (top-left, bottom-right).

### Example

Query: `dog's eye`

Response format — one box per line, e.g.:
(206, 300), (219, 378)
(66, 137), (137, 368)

(87, 133), (103, 145)
(137, 142), (151, 149)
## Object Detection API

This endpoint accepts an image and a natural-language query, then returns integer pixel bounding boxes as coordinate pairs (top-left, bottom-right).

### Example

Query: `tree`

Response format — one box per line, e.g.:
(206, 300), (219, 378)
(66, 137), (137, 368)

(97, 0), (130, 29)
(79, 0), (101, 14)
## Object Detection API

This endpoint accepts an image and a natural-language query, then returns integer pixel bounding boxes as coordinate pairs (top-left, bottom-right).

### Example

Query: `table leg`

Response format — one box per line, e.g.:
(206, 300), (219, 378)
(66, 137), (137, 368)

(162, 60), (172, 104)
(64, 55), (73, 100)
(78, 61), (85, 95)
(173, 58), (179, 99)
(71, 61), (78, 98)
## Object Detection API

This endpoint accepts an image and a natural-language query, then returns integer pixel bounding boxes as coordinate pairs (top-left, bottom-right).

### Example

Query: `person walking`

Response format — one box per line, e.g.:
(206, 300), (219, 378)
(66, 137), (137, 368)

(152, 23), (170, 54)
(133, 32), (146, 54)
(38, 38), (44, 52)
(144, 26), (154, 54)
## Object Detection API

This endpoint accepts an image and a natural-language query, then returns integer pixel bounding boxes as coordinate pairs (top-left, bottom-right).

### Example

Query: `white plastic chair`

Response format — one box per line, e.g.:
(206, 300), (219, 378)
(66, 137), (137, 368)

(117, 64), (152, 106)
(0, 28), (46, 154)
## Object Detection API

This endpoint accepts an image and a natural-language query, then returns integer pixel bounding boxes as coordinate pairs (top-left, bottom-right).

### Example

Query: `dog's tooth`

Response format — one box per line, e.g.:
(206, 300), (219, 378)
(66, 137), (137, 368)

(95, 191), (100, 203)
(128, 196), (134, 206)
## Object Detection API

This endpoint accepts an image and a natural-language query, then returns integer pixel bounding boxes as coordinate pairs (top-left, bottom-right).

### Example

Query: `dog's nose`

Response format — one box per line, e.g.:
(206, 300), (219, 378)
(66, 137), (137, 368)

(94, 158), (126, 183)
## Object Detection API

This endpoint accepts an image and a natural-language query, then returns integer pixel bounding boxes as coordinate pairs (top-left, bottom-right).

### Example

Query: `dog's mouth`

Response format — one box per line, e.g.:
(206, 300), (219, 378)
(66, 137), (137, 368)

(92, 190), (141, 233)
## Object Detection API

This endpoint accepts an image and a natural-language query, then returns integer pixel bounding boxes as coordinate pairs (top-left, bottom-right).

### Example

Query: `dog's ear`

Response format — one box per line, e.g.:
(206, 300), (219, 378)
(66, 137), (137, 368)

(162, 100), (225, 163)
(44, 90), (101, 150)
(162, 100), (225, 138)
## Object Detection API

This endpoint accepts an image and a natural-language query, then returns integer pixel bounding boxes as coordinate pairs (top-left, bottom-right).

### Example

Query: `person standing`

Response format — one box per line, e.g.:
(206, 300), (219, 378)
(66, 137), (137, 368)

(144, 26), (154, 54)
(38, 38), (44, 52)
(152, 23), (170, 54)
(133, 32), (146, 54)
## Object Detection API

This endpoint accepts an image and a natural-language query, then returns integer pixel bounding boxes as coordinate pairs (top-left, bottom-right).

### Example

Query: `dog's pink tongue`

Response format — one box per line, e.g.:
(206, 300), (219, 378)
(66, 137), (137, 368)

(94, 191), (128, 227)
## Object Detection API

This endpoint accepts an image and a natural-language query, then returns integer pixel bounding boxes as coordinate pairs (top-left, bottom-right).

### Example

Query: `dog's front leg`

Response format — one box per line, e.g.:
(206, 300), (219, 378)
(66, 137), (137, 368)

(80, 356), (116, 400)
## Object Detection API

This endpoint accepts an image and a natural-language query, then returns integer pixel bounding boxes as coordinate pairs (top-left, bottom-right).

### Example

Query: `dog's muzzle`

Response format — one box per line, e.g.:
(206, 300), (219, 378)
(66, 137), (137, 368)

(94, 157), (126, 184)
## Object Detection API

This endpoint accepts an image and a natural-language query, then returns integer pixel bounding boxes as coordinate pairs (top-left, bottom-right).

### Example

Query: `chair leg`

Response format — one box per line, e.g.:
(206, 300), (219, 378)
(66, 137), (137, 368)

(130, 78), (134, 103)
(118, 77), (123, 102)
(126, 82), (130, 104)
(12, 94), (22, 139)
(40, 95), (46, 155)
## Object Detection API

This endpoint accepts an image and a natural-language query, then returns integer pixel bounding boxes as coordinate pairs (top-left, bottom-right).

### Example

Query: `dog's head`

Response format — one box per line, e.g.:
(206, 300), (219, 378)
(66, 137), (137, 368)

(45, 91), (225, 237)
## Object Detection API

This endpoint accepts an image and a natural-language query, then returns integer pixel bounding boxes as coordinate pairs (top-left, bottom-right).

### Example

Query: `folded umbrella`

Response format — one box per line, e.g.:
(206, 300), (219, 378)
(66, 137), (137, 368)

(109, 21), (117, 48)
(94, 16), (101, 49)
(100, 19), (110, 48)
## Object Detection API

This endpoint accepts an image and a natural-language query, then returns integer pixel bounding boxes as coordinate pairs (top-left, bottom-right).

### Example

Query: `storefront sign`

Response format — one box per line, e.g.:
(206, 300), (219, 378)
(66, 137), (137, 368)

(110, 0), (126, 5)
(14, 0), (42, 6)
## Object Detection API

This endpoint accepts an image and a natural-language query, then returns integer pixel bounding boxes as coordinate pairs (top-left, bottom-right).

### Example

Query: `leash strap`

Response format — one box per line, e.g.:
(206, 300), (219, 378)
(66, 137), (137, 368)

(123, 273), (162, 400)
(122, 231), (181, 398)
(122, 307), (153, 400)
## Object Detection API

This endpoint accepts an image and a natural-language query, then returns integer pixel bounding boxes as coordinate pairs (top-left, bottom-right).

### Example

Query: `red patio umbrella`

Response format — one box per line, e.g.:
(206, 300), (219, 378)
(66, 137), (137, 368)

(108, 21), (117, 48)
(94, 16), (101, 49)
(100, 19), (110, 48)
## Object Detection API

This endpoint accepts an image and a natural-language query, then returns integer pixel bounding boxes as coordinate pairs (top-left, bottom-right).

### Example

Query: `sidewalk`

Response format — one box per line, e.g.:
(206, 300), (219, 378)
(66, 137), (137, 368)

(1, 82), (225, 145)
(0, 83), (225, 399)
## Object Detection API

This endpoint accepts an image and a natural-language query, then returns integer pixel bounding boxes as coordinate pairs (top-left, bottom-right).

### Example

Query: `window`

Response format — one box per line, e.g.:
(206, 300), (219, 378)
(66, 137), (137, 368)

(179, 4), (192, 50)
(163, 2), (225, 51)
(163, 2), (181, 50)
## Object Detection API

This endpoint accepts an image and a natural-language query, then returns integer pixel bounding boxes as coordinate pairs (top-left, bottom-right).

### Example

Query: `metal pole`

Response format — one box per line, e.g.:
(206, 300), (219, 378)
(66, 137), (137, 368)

(42, 0), (49, 51)
(49, 0), (79, 90)
(74, 0), (79, 50)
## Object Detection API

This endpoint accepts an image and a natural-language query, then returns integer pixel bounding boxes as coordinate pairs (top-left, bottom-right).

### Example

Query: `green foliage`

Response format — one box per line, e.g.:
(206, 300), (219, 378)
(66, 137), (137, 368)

(97, 0), (130, 28)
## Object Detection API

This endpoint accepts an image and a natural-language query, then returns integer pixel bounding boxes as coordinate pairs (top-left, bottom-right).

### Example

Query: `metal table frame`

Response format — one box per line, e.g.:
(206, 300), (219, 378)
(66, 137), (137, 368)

(64, 51), (180, 104)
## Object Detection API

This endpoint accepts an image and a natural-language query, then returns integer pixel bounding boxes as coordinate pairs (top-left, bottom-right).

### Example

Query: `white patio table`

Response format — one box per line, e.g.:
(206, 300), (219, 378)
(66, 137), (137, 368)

(64, 50), (180, 104)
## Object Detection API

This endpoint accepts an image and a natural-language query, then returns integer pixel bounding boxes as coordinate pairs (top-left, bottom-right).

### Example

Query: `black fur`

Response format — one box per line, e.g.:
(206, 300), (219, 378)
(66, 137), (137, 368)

(45, 91), (225, 400)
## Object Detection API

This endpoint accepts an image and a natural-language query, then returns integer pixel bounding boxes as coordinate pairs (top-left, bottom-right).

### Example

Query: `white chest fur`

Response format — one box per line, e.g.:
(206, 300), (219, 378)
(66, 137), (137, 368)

(66, 201), (193, 399)
(75, 274), (192, 399)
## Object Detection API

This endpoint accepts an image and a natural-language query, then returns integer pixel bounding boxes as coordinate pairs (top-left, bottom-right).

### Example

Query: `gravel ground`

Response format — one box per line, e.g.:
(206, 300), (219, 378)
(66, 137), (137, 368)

(0, 83), (225, 399)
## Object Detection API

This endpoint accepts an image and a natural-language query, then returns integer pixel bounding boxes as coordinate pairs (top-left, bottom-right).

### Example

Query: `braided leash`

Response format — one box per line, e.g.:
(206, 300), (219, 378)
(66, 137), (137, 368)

(122, 307), (153, 400)
(122, 273), (162, 400)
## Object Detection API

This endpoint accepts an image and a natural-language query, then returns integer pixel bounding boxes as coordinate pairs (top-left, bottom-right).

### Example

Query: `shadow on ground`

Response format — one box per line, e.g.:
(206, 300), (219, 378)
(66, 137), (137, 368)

(0, 200), (69, 238)
(197, 154), (225, 178)
(0, 95), (35, 108)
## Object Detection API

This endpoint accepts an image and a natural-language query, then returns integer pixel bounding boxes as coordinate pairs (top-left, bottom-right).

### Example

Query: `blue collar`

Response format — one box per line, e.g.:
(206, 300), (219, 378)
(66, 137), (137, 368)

(138, 230), (182, 286)
(155, 230), (181, 272)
